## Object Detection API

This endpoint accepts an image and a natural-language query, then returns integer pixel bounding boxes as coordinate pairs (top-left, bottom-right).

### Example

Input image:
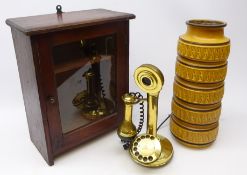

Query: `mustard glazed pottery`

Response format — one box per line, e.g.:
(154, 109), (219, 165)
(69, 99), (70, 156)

(170, 19), (230, 147)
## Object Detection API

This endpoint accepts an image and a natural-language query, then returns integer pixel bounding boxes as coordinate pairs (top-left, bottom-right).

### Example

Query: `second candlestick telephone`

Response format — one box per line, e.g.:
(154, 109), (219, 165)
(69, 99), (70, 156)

(117, 64), (173, 167)
(72, 39), (115, 120)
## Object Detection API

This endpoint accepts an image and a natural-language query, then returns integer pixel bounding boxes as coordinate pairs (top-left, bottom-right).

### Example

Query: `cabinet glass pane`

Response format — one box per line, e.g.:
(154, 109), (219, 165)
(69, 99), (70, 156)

(52, 34), (116, 133)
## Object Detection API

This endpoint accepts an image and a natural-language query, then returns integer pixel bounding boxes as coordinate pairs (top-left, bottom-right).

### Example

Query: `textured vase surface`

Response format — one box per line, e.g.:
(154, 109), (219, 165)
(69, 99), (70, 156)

(170, 19), (230, 148)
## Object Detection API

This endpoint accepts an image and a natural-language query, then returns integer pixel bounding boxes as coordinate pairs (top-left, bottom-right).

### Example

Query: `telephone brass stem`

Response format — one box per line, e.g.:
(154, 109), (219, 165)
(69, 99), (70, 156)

(128, 64), (173, 167)
(147, 93), (159, 137)
(84, 71), (95, 96)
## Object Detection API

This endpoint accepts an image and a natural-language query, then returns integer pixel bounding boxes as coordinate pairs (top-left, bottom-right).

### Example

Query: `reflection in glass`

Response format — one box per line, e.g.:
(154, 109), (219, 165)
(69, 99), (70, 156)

(52, 35), (116, 133)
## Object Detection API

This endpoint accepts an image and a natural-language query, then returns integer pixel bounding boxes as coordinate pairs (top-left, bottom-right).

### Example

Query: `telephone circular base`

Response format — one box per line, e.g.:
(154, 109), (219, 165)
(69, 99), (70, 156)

(129, 134), (173, 167)
(80, 98), (115, 120)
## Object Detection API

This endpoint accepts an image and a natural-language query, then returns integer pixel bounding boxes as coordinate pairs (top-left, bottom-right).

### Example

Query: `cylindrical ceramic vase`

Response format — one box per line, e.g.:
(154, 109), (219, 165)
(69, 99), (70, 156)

(170, 19), (230, 148)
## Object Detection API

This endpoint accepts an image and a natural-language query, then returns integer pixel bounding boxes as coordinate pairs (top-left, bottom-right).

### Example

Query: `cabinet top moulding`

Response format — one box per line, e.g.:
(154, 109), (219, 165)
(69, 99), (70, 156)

(6, 8), (135, 35)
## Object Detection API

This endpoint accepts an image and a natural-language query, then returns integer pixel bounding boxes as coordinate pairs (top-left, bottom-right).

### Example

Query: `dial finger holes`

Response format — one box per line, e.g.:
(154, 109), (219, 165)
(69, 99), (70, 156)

(130, 134), (162, 164)
(138, 155), (143, 160)
(148, 156), (153, 161)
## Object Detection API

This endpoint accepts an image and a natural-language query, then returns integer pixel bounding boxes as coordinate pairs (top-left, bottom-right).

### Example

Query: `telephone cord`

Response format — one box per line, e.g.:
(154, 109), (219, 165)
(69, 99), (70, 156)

(121, 91), (171, 150)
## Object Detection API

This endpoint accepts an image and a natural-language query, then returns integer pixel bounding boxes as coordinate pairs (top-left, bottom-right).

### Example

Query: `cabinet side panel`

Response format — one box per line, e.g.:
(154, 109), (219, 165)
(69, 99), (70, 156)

(11, 28), (53, 165)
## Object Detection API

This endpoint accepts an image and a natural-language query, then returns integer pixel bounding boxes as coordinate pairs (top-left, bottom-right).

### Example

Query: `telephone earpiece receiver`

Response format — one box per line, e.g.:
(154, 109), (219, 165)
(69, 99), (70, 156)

(117, 64), (173, 167)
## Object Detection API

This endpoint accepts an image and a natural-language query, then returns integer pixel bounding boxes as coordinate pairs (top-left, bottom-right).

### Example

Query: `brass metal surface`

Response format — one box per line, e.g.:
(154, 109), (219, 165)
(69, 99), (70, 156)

(117, 93), (139, 141)
(73, 90), (114, 120)
(146, 94), (159, 136)
(134, 64), (164, 136)
(131, 64), (173, 167)
(130, 134), (173, 167)
(81, 99), (114, 120)
(134, 64), (164, 95)
(130, 134), (162, 164)
(118, 64), (173, 167)
(72, 57), (114, 120)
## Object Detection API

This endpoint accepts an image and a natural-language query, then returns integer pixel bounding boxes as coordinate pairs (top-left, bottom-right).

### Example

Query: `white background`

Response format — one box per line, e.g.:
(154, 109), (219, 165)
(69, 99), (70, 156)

(1, 0), (247, 174)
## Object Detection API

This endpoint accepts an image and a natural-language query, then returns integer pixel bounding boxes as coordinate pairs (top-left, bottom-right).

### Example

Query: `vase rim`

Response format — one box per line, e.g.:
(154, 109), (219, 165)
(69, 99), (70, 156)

(186, 19), (227, 28)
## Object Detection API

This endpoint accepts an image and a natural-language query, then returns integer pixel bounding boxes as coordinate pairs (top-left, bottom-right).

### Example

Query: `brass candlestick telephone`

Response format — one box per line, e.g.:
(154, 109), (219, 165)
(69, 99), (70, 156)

(117, 64), (173, 167)
(72, 42), (114, 120)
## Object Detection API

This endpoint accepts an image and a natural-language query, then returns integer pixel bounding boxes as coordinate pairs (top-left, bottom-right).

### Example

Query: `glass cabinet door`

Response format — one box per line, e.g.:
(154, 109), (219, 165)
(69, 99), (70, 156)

(52, 34), (116, 133)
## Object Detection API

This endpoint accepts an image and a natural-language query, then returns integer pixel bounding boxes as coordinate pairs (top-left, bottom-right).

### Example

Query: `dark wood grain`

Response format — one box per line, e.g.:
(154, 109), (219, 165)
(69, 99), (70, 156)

(6, 9), (135, 35)
(34, 21), (128, 155)
(7, 9), (133, 165)
(11, 28), (54, 165)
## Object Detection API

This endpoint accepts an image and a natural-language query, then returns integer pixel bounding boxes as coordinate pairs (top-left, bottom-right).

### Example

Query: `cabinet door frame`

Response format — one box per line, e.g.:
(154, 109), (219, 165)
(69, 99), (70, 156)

(34, 21), (129, 156)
